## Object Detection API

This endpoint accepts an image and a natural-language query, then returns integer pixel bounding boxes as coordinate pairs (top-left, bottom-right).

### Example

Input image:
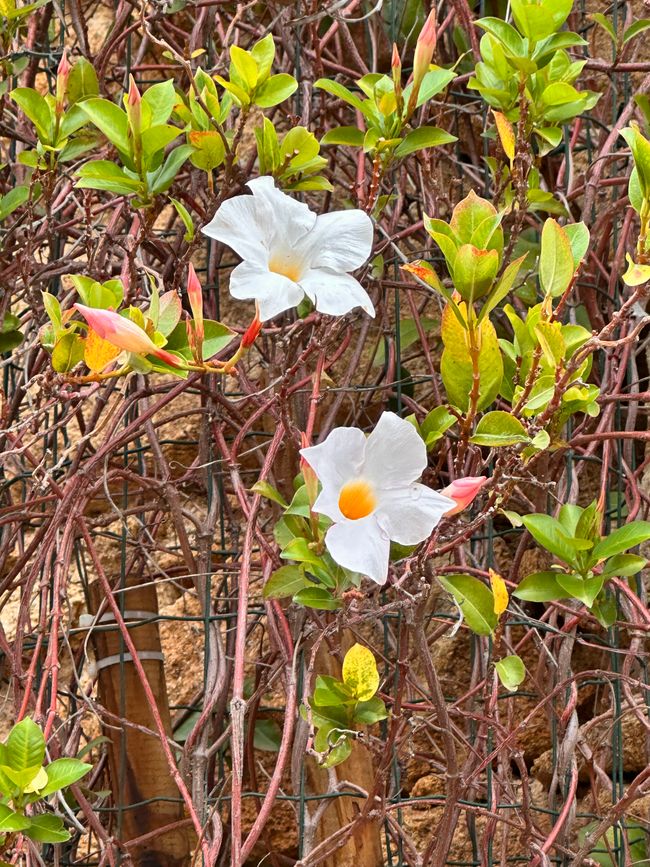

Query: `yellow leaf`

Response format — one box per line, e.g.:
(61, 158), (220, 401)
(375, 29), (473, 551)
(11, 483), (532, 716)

(341, 643), (379, 702)
(84, 327), (120, 372)
(489, 569), (509, 617)
(493, 111), (515, 164)
(24, 765), (48, 794)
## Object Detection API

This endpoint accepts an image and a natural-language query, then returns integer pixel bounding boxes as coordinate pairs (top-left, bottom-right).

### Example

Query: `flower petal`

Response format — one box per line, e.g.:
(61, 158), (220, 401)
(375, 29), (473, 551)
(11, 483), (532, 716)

(247, 176), (317, 242)
(299, 269), (375, 317)
(363, 412), (426, 488)
(229, 260), (304, 321)
(376, 484), (455, 545)
(302, 209), (374, 272)
(301, 426), (367, 501)
(324, 515), (390, 585)
(202, 193), (272, 264)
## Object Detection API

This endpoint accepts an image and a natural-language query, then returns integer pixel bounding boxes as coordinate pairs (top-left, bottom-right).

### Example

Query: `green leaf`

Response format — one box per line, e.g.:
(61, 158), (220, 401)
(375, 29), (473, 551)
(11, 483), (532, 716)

(76, 160), (142, 195)
(42, 292), (62, 330)
(149, 144), (192, 194)
(420, 406), (457, 447)
(254, 74), (297, 108)
(470, 411), (529, 447)
(511, 0), (572, 40)
(556, 573), (604, 608)
(263, 565), (308, 599)
(165, 318), (233, 360)
(478, 255), (526, 323)
(539, 218), (574, 297)
(342, 644), (379, 702)
(169, 197), (195, 242)
(0, 804), (30, 833)
(453, 245), (500, 303)
(250, 33), (275, 80)
(251, 480), (288, 508)
(440, 303), (503, 412)
(513, 570), (567, 601)
(393, 126), (456, 158)
(353, 696), (387, 725)
(6, 719), (45, 771)
(495, 655), (526, 691)
(230, 45), (259, 90)
(293, 587), (341, 610)
(314, 79), (366, 114)
(599, 553), (647, 579)
(80, 98), (129, 153)
(155, 290), (182, 336)
(621, 125), (650, 198)
(438, 574), (498, 635)
(592, 521), (650, 561)
(622, 19), (650, 44)
(0, 330), (23, 353)
(563, 222), (590, 268)
(253, 719), (282, 752)
(476, 17), (525, 55)
(321, 126), (364, 147)
(522, 514), (587, 565)
(141, 124), (180, 164)
(11, 87), (52, 141)
(23, 813), (70, 844)
(51, 332), (85, 373)
(0, 185), (30, 221)
(313, 676), (352, 707)
(589, 13), (617, 43)
(142, 80), (176, 125)
(315, 725), (352, 767)
(39, 758), (91, 796)
(188, 130), (226, 172)
(67, 57), (99, 105)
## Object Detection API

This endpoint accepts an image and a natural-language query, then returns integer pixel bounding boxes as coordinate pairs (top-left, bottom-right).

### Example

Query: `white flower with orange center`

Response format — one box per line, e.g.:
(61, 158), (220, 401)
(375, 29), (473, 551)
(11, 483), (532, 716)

(300, 412), (456, 585)
(201, 176), (375, 322)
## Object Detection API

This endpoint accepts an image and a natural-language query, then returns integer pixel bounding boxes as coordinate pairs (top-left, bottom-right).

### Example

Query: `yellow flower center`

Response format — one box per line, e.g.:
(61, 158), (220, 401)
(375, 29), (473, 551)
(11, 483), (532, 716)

(338, 479), (377, 520)
(269, 255), (303, 283)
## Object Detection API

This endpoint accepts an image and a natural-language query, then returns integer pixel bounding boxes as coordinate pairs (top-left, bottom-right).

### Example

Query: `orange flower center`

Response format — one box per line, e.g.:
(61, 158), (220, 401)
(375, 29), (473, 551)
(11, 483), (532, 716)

(338, 479), (377, 520)
(269, 255), (303, 283)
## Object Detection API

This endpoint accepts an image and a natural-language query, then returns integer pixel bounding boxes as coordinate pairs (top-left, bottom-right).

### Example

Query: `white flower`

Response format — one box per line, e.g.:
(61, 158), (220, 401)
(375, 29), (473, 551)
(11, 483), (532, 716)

(300, 412), (455, 585)
(201, 176), (375, 322)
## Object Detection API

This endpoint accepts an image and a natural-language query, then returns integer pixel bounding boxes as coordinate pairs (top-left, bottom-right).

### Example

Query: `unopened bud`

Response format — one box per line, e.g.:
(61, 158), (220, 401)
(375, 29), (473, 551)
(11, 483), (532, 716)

(242, 306), (262, 348)
(186, 263), (204, 349)
(408, 6), (437, 114)
(126, 74), (142, 135)
(300, 432), (320, 507)
(55, 50), (71, 115)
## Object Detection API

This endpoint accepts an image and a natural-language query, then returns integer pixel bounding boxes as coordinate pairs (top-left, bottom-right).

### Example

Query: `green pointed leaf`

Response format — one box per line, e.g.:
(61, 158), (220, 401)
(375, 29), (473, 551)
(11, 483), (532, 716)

(513, 570), (567, 601)
(495, 655), (525, 692)
(592, 521), (650, 561)
(6, 719), (45, 771)
(39, 758), (92, 796)
(80, 98), (129, 153)
(254, 74), (297, 108)
(263, 565), (308, 599)
(470, 411), (529, 447)
(394, 126), (456, 158)
(438, 574), (498, 635)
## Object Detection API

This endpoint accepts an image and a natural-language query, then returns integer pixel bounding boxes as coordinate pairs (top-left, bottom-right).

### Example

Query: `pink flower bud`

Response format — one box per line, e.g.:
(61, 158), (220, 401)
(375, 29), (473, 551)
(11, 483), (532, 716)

(57, 50), (72, 81)
(409, 6), (437, 112)
(74, 303), (182, 368)
(300, 432), (320, 507)
(241, 306), (262, 348)
(391, 43), (401, 73)
(126, 75), (142, 136)
(127, 74), (141, 107)
(440, 476), (487, 516)
(55, 50), (72, 115)
(186, 263), (204, 349)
